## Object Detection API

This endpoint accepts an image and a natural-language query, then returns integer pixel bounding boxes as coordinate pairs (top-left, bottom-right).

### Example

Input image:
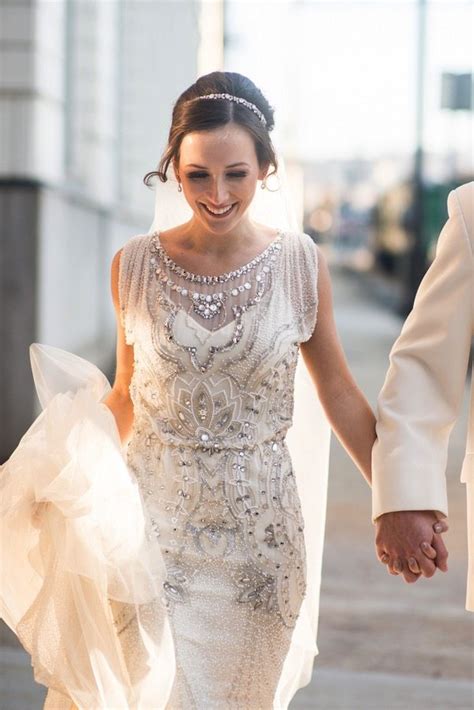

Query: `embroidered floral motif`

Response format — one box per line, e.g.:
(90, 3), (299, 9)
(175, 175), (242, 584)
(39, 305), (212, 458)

(235, 567), (277, 611)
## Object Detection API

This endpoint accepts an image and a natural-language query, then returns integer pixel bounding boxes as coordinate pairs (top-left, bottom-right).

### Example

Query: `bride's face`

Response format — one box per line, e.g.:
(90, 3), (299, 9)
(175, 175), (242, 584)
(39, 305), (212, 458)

(176, 122), (267, 234)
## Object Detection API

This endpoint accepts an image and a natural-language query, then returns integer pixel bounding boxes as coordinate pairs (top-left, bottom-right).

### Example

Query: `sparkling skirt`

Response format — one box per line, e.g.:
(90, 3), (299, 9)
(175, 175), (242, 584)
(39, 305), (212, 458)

(127, 435), (308, 709)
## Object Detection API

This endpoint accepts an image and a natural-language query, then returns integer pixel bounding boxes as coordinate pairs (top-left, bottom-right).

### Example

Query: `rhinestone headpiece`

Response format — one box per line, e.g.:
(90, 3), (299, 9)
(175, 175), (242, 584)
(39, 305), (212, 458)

(193, 93), (267, 127)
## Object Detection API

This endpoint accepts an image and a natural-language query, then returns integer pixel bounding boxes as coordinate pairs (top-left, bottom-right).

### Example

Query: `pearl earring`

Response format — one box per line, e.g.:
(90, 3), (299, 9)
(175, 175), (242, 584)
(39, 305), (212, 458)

(177, 182), (183, 192)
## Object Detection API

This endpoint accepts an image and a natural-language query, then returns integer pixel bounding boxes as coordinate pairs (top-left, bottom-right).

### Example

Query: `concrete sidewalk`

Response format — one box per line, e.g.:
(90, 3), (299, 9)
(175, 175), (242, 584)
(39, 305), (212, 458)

(0, 646), (46, 709)
(292, 668), (473, 710)
(0, 646), (472, 710)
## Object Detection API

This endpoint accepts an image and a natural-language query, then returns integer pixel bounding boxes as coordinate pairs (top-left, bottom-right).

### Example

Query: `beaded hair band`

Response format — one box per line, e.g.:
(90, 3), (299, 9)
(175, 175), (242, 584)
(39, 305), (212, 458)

(193, 93), (267, 127)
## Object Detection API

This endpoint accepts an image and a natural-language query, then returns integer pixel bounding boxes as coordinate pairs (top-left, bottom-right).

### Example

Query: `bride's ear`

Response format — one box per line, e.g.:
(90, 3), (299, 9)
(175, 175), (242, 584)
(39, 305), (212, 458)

(172, 159), (180, 183)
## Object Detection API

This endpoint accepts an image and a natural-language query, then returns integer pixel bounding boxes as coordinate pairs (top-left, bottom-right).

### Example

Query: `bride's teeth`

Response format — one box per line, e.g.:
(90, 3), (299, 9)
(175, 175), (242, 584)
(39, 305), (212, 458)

(205, 204), (233, 215)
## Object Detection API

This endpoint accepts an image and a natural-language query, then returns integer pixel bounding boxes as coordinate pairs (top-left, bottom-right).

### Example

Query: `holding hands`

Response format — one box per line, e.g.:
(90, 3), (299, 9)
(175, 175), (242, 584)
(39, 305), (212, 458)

(375, 511), (449, 583)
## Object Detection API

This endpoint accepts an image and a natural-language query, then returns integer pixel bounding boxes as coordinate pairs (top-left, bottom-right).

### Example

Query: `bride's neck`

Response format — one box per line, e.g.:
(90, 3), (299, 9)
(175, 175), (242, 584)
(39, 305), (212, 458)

(178, 217), (260, 257)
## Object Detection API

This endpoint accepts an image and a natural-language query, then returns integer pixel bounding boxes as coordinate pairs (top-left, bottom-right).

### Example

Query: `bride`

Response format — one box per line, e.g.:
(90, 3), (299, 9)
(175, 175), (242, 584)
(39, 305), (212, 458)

(1, 71), (375, 709)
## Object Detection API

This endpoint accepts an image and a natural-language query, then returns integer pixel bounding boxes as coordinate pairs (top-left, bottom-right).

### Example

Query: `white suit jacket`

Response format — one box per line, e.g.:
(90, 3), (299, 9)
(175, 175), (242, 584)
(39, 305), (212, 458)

(372, 182), (474, 611)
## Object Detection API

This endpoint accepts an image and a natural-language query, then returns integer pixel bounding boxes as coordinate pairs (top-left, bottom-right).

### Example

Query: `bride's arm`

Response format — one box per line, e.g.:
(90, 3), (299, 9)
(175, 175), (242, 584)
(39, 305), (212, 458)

(103, 249), (135, 444)
(300, 250), (375, 484)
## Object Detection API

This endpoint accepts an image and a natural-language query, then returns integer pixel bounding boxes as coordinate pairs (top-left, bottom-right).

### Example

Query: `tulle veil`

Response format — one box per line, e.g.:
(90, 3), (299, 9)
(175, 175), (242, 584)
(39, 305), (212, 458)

(0, 153), (330, 709)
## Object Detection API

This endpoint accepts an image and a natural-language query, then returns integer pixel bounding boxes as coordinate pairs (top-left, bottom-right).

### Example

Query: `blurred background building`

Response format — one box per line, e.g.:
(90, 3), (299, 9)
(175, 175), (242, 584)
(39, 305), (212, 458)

(0, 0), (223, 460)
(225, 0), (473, 310)
(0, 1), (473, 707)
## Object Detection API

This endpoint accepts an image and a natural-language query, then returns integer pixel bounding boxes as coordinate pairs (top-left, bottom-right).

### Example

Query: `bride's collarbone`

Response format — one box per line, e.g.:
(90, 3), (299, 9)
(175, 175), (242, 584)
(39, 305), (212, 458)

(156, 226), (281, 277)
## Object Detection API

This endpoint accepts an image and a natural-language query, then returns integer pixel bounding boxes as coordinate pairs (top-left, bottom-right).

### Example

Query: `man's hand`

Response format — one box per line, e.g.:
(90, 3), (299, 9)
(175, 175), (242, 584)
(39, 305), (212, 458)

(375, 510), (449, 583)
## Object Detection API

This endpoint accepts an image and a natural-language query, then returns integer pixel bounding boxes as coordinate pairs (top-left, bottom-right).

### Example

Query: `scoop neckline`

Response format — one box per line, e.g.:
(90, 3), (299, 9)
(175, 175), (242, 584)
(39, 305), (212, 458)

(151, 228), (285, 281)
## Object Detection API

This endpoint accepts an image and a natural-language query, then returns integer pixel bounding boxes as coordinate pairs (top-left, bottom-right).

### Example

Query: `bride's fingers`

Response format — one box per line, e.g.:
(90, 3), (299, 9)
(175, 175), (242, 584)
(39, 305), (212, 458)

(407, 557), (421, 575)
(420, 540), (437, 559)
(401, 560), (421, 584)
(376, 546), (390, 564)
(432, 534), (449, 572)
(433, 519), (449, 534)
(387, 557), (403, 575)
(417, 550), (437, 578)
(388, 558), (419, 583)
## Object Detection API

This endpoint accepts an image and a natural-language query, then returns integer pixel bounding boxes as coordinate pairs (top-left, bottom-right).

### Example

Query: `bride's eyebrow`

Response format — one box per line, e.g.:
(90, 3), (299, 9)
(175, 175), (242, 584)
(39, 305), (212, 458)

(184, 162), (250, 169)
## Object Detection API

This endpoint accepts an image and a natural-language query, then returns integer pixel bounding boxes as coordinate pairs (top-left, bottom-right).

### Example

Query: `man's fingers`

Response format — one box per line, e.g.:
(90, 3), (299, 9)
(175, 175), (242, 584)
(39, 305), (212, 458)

(432, 534), (449, 572)
(420, 540), (437, 559)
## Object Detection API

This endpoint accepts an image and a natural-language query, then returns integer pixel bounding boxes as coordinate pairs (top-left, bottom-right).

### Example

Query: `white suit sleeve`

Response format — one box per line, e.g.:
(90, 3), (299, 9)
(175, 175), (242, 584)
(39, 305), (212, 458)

(372, 189), (473, 520)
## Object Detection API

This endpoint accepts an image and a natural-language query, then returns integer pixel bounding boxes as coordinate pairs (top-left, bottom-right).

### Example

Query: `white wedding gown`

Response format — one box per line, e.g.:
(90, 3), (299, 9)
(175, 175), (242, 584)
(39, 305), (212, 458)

(0, 228), (330, 709)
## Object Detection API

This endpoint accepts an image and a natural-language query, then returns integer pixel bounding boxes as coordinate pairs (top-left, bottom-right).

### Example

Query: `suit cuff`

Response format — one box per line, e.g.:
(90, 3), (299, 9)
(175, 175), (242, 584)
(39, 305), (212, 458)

(372, 467), (449, 523)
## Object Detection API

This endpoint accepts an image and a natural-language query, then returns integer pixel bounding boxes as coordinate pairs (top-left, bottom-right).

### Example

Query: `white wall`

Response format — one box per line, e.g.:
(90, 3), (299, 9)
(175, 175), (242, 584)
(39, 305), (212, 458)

(0, 0), (66, 181)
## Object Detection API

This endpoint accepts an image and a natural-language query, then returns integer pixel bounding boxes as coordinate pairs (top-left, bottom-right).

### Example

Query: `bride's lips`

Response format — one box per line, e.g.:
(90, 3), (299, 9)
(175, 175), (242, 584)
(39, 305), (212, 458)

(200, 202), (238, 219)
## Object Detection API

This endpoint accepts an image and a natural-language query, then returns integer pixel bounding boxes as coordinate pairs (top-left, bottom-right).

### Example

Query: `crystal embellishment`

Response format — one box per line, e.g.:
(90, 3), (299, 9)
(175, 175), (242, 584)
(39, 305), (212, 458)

(149, 230), (284, 326)
(191, 291), (225, 320)
(150, 230), (283, 285)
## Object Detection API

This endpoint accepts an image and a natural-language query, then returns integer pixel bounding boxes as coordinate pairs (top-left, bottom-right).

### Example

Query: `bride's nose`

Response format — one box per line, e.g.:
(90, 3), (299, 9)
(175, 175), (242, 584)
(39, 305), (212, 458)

(208, 176), (229, 205)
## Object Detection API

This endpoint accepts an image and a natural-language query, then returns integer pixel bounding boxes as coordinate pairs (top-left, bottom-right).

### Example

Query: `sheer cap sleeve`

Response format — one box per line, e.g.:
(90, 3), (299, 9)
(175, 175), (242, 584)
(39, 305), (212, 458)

(284, 231), (319, 343)
(118, 233), (151, 345)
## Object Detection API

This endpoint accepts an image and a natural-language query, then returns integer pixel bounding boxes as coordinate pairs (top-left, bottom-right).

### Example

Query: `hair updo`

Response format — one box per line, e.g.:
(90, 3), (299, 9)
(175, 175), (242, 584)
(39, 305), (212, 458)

(143, 71), (278, 187)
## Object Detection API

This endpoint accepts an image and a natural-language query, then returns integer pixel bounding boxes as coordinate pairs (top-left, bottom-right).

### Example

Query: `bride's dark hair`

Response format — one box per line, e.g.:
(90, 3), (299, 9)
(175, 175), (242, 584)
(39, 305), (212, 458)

(143, 71), (278, 186)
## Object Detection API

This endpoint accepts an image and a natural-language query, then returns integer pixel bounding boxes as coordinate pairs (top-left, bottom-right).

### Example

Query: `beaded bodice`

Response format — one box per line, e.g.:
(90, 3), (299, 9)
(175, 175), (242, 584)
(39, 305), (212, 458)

(119, 229), (318, 454)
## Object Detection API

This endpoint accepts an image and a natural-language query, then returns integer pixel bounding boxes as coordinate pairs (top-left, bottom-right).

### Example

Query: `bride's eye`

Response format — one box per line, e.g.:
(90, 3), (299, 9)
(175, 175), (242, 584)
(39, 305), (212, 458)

(227, 172), (248, 179)
(187, 172), (209, 180)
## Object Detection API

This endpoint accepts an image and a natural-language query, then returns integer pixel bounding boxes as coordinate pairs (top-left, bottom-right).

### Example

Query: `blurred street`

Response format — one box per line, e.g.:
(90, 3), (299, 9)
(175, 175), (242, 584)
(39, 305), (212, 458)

(1, 267), (473, 710)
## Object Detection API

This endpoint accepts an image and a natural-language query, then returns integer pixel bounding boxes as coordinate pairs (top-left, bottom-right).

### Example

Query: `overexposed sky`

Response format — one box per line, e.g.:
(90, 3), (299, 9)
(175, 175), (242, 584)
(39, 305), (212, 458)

(225, 0), (473, 163)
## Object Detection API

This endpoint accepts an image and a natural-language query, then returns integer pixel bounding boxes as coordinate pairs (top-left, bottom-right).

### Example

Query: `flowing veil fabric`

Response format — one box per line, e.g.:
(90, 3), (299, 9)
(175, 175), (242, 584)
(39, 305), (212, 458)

(0, 155), (330, 709)
(0, 344), (175, 708)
